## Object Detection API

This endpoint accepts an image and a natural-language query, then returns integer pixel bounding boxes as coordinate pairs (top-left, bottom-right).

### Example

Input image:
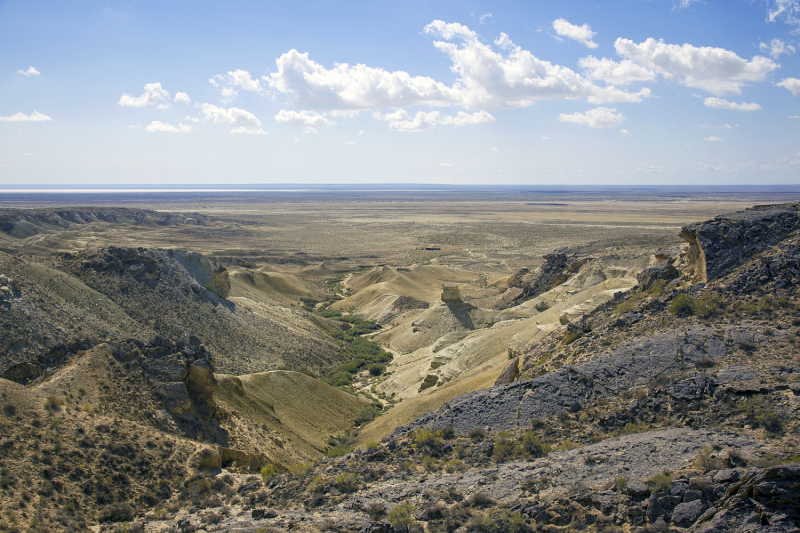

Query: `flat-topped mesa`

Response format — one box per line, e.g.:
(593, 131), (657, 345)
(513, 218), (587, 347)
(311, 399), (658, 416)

(680, 203), (800, 283)
(441, 283), (461, 302)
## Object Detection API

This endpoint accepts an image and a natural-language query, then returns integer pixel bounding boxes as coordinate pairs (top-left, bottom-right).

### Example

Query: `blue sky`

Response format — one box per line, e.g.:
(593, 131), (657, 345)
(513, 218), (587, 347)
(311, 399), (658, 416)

(1, 0), (799, 185)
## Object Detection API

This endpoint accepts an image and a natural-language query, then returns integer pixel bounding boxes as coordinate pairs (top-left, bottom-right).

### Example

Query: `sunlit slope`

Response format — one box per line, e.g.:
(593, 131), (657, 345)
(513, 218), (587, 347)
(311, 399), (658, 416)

(215, 371), (370, 460)
(228, 265), (318, 304)
(331, 265), (479, 312)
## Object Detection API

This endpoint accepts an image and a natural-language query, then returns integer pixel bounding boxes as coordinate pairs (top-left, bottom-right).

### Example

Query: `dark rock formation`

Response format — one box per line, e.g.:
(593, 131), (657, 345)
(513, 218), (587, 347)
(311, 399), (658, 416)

(398, 326), (731, 435)
(680, 203), (800, 283)
(637, 260), (679, 290)
(692, 463), (800, 532)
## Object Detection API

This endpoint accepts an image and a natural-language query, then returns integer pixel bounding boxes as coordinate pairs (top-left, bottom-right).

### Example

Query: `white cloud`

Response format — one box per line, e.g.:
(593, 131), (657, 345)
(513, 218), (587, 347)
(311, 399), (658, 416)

(358, 130), (365, 136)
(145, 121), (192, 133)
(372, 108), (495, 132)
(552, 18), (598, 49)
(0, 110), (52, 122)
(760, 38), (795, 58)
(303, 126), (319, 135)
(344, 141), (356, 145)
(615, 38), (778, 95)
(675, 0), (702, 8)
(184, 115), (199, 123)
(293, 137), (300, 143)
(703, 97), (762, 111)
(558, 107), (625, 128)
(267, 48), (461, 111)
(767, 0), (800, 30)
(621, 129), (631, 137)
(118, 82), (171, 108)
(541, 136), (550, 140)
(201, 103), (261, 126)
(22, 153), (32, 158)
(274, 109), (336, 126)
(705, 136), (724, 141)
(266, 21), (650, 113)
(211, 69), (264, 101)
(579, 56), (656, 86)
(230, 127), (267, 135)
(492, 147), (500, 151)
(479, 13), (492, 24)
(791, 115), (800, 118)
(17, 66), (40, 77)
(441, 162), (453, 167)
(427, 22), (649, 107)
(778, 77), (800, 95)
(174, 92), (191, 104)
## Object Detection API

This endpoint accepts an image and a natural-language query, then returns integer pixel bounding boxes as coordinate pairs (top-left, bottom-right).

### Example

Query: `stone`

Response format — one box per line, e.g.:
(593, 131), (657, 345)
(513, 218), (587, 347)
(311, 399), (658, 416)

(627, 480), (650, 497)
(637, 260), (678, 290)
(712, 469), (739, 483)
(671, 499), (703, 526)
(494, 357), (520, 386)
(683, 489), (703, 503)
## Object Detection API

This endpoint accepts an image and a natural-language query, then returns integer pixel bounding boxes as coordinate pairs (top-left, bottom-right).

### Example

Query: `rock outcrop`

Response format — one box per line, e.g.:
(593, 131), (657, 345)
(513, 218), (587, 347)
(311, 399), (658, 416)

(0, 207), (208, 239)
(680, 203), (800, 283)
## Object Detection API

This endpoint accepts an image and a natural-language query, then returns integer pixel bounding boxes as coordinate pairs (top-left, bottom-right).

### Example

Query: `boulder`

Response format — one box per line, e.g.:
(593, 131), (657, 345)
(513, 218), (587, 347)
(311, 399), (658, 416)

(672, 500), (703, 527)
(637, 260), (678, 290)
(494, 357), (520, 386)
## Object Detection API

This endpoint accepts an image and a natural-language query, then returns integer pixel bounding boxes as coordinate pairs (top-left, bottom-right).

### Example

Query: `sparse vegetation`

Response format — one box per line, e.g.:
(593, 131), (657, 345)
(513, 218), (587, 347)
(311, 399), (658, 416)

(738, 395), (782, 433)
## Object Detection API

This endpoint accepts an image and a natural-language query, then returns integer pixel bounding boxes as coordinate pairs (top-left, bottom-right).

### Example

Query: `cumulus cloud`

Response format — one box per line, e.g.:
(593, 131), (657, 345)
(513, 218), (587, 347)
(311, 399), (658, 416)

(479, 13), (492, 24)
(211, 69), (264, 101)
(358, 130), (365, 136)
(614, 38), (778, 95)
(703, 97), (762, 111)
(705, 136), (724, 141)
(17, 66), (40, 77)
(372, 108), (495, 131)
(174, 92), (191, 104)
(557, 107), (625, 128)
(200, 103), (266, 134)
(778, 77), (800, 95)
(760, 38), (795, 58)
(267, 48), (460, 111)
(274, 110), (336, 126)
(118, 82), (171, 108)
(579, 56), (656, 86)
(265, 21), (650, 114)
(303, 126), (319, 135)
(552, 18), (599, 48)
(0, 110), (52, 122)
(145, 121), (192, 133)
(621, 129), (631, 137)
(425, 22), (649, 107)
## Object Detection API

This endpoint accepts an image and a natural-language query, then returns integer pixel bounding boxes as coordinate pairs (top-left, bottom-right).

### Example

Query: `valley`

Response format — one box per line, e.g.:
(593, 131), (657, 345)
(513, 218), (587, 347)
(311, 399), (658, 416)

(0, 188), (798, 532)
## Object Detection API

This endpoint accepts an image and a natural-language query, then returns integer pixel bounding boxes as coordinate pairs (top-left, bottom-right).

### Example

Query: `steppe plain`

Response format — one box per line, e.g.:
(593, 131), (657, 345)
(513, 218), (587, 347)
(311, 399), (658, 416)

(1, 186), (800, 533)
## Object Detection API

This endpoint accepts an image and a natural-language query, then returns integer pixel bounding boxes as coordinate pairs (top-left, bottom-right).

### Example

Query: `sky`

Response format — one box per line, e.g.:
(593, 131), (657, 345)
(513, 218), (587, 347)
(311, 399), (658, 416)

(1, 0), (800, 186)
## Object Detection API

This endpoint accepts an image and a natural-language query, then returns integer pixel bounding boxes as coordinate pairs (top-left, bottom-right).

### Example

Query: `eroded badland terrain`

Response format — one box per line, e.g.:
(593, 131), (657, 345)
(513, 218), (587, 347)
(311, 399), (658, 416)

(1, 189), (799, 533)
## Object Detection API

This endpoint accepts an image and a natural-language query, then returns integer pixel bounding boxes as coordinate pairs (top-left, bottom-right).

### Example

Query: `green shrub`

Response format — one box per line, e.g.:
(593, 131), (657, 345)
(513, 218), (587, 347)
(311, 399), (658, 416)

(308, 474), (325, 493)
(289, 462), (314, 479)
(517, 431), (550, 458)
(615, 476), (627, 493)
(44, 396), (64, 411)
(493, 431), (515, 460)
(467, 508), (530, 533)
(694, 445), (718, 473)
(647, 472), (672, 493)
(555, 440), (579, 452)
(260, 465), (277, 483)
(388, 502), (417, 533)
(365, 441), (379, 450)
(355, 404), (382, 426)
(368, 363), (386, 376)
(335, 473), (358, 493)
(411, 427), (443, 455)
(669, 294), (696, 316)
(738, 395), (782, 432)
